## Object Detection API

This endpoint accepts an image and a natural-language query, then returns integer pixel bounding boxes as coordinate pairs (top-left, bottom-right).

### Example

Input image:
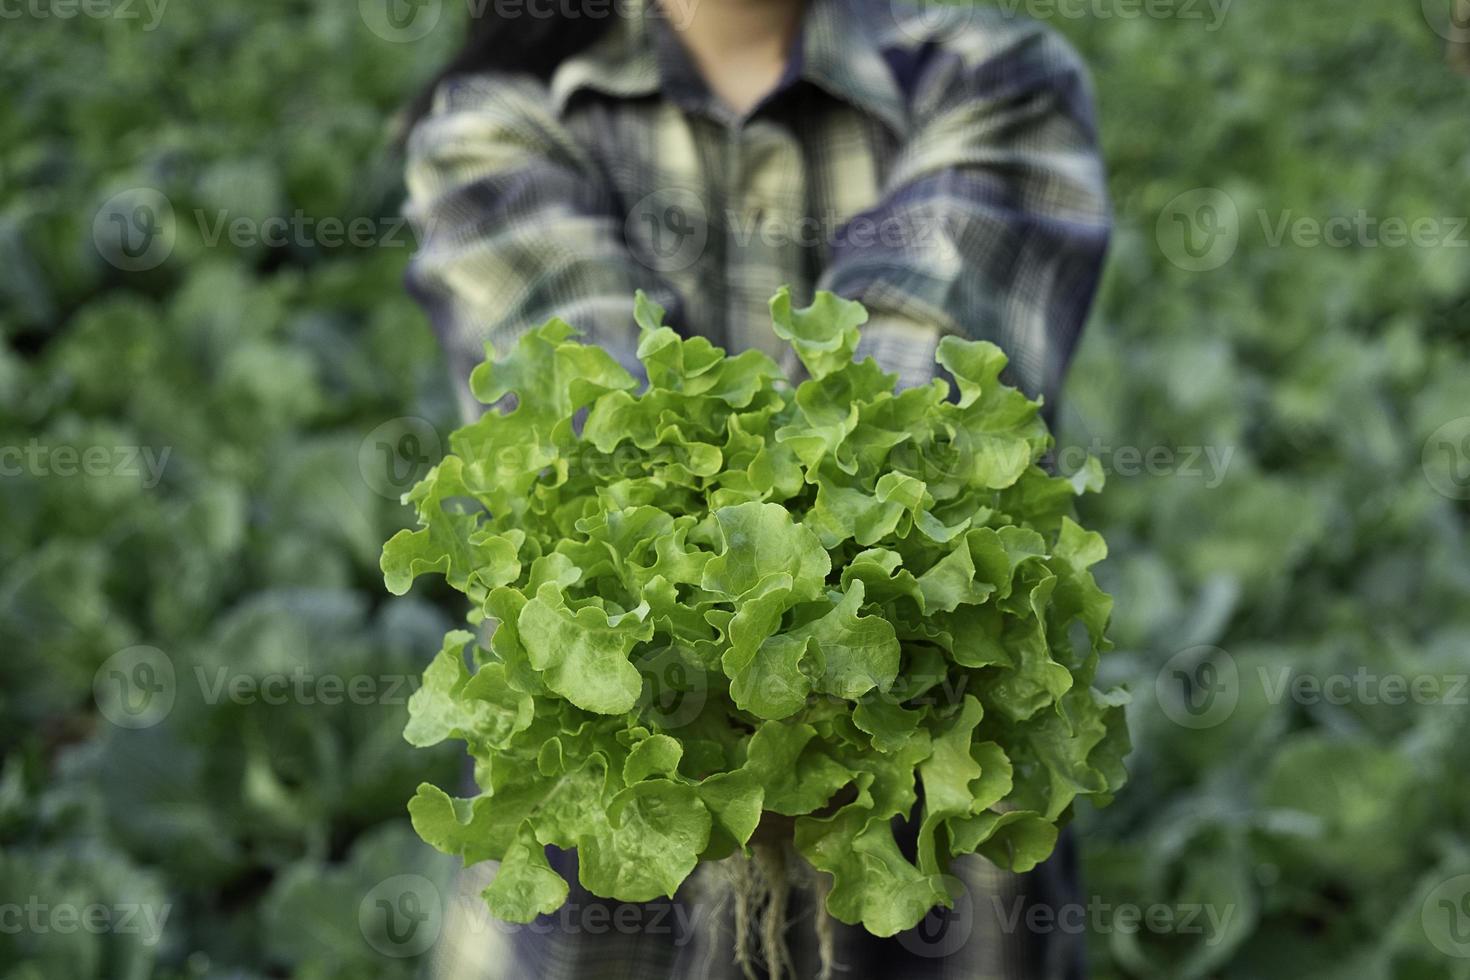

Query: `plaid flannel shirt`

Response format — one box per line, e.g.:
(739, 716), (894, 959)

(404, 0), (1109, 976)
(404, 0), (1108, 415)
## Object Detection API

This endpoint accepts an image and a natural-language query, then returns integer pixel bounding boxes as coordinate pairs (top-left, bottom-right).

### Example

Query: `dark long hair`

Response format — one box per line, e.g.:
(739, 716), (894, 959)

(400, 6), (614, 135)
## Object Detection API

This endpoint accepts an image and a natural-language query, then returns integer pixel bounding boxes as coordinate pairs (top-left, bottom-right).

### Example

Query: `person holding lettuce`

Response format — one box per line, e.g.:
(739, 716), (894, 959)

(400, 0), (1109, 976)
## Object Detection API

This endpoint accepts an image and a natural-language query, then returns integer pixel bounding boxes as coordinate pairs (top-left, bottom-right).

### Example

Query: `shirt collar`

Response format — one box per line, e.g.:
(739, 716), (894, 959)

(550, 0), (908, 137)
(795, 0), (908, 137)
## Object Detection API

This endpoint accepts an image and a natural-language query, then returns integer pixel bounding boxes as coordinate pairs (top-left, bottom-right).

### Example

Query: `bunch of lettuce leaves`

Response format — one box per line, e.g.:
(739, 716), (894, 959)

(383, 289), (1129, 935)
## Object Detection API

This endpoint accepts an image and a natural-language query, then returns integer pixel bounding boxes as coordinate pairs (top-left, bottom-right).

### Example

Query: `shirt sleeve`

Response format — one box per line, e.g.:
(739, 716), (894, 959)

(403, 74), (677, 415)
(817, 26), (1110, 408)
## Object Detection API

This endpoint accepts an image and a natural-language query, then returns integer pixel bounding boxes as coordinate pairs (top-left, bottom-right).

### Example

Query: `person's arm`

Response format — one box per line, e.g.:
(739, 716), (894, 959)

(818, 26), (1110, 408)
(404, 74), (678, 415)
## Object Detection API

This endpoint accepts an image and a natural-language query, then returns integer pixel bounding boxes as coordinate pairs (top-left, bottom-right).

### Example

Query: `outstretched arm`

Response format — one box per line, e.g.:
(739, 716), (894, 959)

(404, 74), (678, 416)
(819, 25), (1110, 409)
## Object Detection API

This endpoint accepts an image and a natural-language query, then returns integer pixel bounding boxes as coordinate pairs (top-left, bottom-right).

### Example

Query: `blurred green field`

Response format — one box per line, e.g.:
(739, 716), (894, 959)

(2, 1), (1468, 977)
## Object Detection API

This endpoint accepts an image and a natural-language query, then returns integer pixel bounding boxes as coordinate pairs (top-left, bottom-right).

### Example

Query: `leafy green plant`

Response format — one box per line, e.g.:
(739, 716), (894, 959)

(384, 289), (1129, 933)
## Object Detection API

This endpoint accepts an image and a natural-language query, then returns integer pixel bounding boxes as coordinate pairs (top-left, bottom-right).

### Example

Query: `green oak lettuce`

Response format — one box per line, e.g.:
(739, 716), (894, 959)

(382, 289), (1129, 933)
